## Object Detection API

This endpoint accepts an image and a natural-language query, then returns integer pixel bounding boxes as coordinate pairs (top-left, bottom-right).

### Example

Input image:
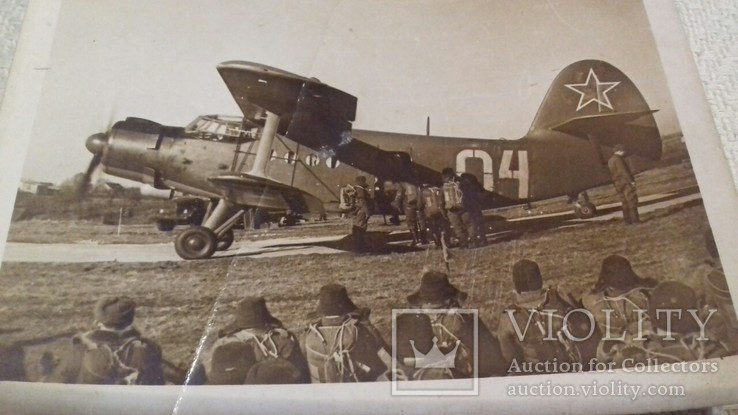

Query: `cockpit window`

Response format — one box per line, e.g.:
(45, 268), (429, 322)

(185, 115), (258, 142)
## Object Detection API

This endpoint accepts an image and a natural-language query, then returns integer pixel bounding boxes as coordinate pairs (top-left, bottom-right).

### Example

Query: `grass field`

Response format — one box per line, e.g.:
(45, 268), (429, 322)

(0, 201), (718, 377)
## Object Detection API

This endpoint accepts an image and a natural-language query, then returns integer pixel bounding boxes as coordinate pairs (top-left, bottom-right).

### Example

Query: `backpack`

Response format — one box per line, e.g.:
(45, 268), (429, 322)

(421, 187), (444, 216)
(442, 181), (464, 211)
(426, 311), (475, 377)
(404, 183), (419, 205)
(339, 185), (357, 212)
(582, 288), (650, 337)
(508, 290), (582, 365)
(208, 328), (303, 385)
(75, 333), (163, 385)
(305, 317), (367, 383)
(598, 325), (729, 368)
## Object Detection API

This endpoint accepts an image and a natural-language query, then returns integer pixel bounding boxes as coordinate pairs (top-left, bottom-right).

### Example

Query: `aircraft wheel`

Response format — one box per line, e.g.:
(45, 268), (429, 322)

(216, 229), (234, 251)
(175, 226), (217, 260)
(575, 202), (597, 219)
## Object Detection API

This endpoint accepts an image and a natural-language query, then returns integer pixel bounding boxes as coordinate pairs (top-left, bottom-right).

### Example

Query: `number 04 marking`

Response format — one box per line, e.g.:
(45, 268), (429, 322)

(499, 150), (529, 199)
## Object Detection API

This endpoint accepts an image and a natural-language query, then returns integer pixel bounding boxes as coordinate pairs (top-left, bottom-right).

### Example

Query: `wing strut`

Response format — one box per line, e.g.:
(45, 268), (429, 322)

(249, 111), (279, 178)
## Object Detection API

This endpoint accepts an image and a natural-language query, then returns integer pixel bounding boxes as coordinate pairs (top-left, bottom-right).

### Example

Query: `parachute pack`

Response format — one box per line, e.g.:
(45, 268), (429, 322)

(421, 186), (445, 216)
(442, 181), (464, 211)
(305, 317), (368, 383)
(339, 185), (357, 212)
(404, 183), (419, 205)
(510, 290), (582, 365)
(75, 334), (163, 385)
(208, 328), (303, 385)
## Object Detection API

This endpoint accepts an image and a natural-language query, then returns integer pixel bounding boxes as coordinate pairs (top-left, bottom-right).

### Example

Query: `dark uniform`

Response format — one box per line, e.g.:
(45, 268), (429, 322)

(45, 296), (165, 385)
(407, 271), (507, 378)
(393, 181), (427, 246)
(304, 284), (392, 383)
(608, 145), (640, 224)
(351, 176), (373, 251)
(459, 173), (487, 247)
(203, 296), (308, 384)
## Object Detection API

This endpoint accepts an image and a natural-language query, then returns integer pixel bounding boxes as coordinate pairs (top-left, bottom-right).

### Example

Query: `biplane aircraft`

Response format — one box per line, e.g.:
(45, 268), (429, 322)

(81, 59), (662, 260)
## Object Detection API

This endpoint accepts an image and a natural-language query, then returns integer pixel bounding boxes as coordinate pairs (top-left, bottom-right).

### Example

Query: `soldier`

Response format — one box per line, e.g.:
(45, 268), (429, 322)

(392, 180), (428, 246)
(459, 173), (488, 247)
(407, 271), (506, 377)
(350, 175), (373, 252)
(645, 281), (729, 361)
(45, 296), (165, 385)
(441, 168), (475, 248)
(608, 144), (640, 224)
(605, 281), (730, 367)
(498, 260), (592, 374)
(304, 283), (393, 383)
(419, 184), (451, 249)
(694, 230), (738, 350)
(202, 296), (308, 385)
(582, 255), (657, 338)
(394, 313), (453, 380)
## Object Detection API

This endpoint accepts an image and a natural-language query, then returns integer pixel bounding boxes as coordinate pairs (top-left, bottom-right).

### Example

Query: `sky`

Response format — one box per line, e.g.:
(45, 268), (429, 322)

(20, 0), (679, 184)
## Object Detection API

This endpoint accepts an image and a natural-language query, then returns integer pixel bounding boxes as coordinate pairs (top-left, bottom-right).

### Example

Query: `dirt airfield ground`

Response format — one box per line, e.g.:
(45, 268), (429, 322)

(0, 135), (721, 378)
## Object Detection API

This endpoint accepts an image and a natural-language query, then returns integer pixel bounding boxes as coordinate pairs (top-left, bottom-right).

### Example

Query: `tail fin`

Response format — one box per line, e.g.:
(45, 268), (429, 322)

(529, 60), (662, 161)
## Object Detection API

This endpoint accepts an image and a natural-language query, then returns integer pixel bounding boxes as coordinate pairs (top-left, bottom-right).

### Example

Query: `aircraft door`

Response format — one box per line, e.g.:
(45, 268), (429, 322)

(455, 149), (494, 191)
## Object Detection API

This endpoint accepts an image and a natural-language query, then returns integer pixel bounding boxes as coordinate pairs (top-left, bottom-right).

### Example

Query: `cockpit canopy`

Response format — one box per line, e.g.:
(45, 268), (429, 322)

(184, 115), (259, 142)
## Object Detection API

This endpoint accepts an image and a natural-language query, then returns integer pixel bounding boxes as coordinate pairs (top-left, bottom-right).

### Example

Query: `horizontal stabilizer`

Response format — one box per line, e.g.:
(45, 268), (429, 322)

(208, 173), (325, 214)
(217, 61), (357, 152)
(551, 110), (662, 160)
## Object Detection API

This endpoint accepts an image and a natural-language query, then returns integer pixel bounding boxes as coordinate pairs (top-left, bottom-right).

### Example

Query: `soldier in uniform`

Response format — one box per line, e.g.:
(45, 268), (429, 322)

(419, 184), (451, 249)
(407, 271), (506, 377)
(441, 168), (475, 248)
(202, 296), (308, 385)
(392, 180), (428, 246)
(498, 260), (593, 373)
(459, 173), (488, 247)
(304, 284), (393, 383)
(608, 144), (640, 224)
(582, 255), (657, 339)
(45, 296), (165, 385)
(394, 313), (454, 380)
(694, 230), (738, 350)
(644, 282), (729, 362)
(351, 175), (373, 252)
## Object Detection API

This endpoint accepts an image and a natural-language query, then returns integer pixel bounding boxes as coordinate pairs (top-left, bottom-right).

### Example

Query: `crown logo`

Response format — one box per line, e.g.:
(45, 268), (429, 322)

(409, 336), (460, 369)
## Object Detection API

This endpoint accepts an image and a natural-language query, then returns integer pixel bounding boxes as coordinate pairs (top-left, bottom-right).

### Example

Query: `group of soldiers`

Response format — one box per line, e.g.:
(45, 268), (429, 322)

(344, 168), (488, 252)
(36, 230), (736, 385)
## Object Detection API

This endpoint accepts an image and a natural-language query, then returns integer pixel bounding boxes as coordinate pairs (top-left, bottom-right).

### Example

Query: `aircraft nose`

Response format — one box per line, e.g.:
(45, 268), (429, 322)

(85, 133), (109, 155)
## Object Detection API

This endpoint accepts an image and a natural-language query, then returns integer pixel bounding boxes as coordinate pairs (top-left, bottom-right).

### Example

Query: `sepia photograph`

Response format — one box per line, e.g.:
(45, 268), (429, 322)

(0, 0), (737, 414)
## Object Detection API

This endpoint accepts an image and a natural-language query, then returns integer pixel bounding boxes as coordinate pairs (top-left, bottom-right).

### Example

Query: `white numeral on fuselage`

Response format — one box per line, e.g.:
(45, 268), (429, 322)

(499, 150), (529, 199)
(455, 149), (529, 199)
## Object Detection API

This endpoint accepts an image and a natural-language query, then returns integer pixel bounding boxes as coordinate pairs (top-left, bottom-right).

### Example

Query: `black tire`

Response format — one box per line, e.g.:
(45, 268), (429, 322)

(216, 229), (234, 251)
(174, 226), (217, 260)
(575, 202), (597, 219)
(157, 219), (176, 232)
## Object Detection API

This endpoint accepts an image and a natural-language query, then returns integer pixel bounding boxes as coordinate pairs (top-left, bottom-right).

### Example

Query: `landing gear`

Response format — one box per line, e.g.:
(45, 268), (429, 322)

(216, 229), (234, 251)
(573, 191), (597, 219)
(175, 226), (217, 260)
(575, 202), (597, 219)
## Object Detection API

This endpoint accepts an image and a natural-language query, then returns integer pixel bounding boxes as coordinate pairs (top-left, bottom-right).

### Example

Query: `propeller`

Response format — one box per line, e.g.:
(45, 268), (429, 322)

(77, 133), (109, 200)
(77, 101), (117, 200)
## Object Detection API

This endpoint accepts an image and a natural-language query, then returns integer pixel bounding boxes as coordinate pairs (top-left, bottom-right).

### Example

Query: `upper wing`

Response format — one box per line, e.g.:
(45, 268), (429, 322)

(217, 61), (357, 152)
